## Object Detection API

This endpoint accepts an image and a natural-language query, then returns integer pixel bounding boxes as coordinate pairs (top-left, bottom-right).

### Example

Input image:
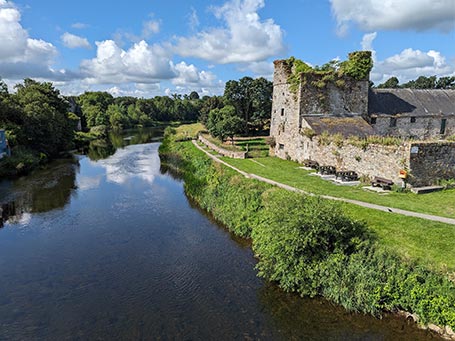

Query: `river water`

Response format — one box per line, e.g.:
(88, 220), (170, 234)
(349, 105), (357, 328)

(0, 129), (436, 340)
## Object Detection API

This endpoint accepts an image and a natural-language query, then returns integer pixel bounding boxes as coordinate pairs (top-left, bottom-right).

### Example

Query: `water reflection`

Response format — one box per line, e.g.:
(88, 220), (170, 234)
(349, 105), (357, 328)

(258, 283), (435, 340)
(83, 127), (163, 161)
(95, 144), (161, 185)
(0, 159), (78, 227)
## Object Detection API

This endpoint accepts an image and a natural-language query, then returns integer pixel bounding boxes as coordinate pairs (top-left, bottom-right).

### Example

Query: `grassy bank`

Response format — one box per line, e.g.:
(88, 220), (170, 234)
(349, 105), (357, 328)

(159, 133), (455, 332)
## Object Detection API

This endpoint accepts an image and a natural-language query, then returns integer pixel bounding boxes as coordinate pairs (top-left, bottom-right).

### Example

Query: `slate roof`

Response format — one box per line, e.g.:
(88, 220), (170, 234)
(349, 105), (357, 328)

(304, 116), (374, 138)
(369, 89), (455, 117)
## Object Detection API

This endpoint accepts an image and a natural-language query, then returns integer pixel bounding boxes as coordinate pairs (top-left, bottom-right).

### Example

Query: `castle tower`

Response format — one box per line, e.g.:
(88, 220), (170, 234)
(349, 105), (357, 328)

(270, 51), (373, 161)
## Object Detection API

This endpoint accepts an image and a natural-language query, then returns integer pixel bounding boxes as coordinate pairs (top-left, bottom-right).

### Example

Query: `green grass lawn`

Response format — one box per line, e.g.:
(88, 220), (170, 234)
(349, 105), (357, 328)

(343, 203), (455, 273)
(221, 156), (455, 219)
(173, 123), (205, 140)
(200, 133), (270, 157)
(235, 138), (269, 157)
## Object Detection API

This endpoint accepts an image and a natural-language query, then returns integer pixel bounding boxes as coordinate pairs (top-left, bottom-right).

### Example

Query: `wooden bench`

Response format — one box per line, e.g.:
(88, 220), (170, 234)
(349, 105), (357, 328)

(318, 165), (336, 175)
(336, 170), (359, 182)
(371, 176), (394, 190)
(303, 159), (319, 169)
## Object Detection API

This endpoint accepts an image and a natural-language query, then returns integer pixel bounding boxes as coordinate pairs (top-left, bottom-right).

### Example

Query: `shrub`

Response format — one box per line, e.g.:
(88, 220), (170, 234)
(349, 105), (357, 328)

(0, 147), (41, 177)
(253, 189), (367, 296)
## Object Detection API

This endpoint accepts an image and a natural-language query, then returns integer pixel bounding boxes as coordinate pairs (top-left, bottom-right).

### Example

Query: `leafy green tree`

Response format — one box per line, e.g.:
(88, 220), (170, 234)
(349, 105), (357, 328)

(206, 105), (244, 142)
(152, 96), (174, 121)
(377, 77), (400, 88)
(217, 114), (244, 144)
(108, 104), (129, 128)
(78, 92), (114, 128)
(402, 75), (437, 89)
(14, 79), (73, 156)
(436, 76), (455, 89)
(224, 76), (272, 134)
(0, 79), (24, 146)
(189, 91), (200, 100)
(199, 96), (225, 124)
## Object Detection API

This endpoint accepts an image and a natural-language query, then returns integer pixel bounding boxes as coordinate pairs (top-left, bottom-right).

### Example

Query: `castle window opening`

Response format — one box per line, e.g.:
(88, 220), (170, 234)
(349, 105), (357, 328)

(371, 117), (377, 124)
(281, 108), (285, 116)
(440, 118), (447, 135)
(410, 117), (416, 123)
(278, 143), (284, 150)
(389, 117), (397, 127)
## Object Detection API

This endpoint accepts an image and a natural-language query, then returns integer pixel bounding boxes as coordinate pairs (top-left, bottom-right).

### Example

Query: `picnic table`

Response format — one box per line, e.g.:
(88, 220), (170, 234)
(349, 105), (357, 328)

(318, 165), (336, 175)
(336, 170), (359, 182)
(371, 176), (394, 190)
(303, 159), (319, 169)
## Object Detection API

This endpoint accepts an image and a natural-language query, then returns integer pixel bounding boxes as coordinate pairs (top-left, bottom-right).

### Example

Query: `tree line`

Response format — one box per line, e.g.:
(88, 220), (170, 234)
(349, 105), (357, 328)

(0, 76), (273, 174)
(375, 75), (455, 89)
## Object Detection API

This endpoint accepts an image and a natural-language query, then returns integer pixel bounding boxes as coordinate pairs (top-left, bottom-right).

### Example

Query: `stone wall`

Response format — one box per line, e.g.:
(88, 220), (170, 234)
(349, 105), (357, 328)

(299, 73), (369, 117)
(409, 142), (455, 187)
(273, 133), (409, 185)
(198, 135), (247, 159)
(372, 115), (455, 140)
(273, 134), (455, 187)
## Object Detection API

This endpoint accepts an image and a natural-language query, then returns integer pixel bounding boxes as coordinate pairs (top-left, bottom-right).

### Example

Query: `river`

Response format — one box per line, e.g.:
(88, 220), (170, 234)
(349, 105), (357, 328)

(0, 128), (436, 340)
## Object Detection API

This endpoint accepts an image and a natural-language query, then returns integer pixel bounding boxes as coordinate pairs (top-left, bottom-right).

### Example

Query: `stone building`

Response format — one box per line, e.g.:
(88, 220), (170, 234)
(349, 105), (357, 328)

(270, 53), (455, 187)
(369, 89), (455, 139)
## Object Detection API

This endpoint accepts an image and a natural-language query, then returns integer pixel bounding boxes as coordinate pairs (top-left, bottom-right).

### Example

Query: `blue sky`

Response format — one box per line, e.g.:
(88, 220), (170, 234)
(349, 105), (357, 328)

(0, 0), (454, 97)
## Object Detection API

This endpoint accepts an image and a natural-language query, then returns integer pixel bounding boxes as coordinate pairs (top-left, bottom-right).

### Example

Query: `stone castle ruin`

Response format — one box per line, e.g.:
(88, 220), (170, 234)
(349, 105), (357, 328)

(270, 52), (455, 187)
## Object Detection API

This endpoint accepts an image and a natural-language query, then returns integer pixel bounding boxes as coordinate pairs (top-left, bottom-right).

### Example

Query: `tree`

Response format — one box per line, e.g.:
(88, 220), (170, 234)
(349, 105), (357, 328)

(217, 114), (244, 144)
(436, 76), (455, 89)
(224, 76), (272, 134)
(206, 105), (244, 142)
(402, 75), (437, 89)
(14, 79), (73, 156)
(377, 77), (399, 89)
(0, 79), (23, 146)
(189, 91), (200, 100)
(250, 77), (273, 132)
(108, 104), (129, 128)
(199, 96), (225, 124)
(78, 92), (114, 128)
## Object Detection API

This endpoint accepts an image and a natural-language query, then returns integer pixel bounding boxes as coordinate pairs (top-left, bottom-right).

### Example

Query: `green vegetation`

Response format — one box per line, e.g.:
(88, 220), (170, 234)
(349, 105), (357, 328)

(159, 134), (455, 330)
(200, 132), (269, 157)
(376, 75), (455, 89)
(206, 105), (245, 143)
(165, 123), (205, 142)
(285, 51), (373, 94)
(223, 76), (273, 134)
(0, 78), (76, 176)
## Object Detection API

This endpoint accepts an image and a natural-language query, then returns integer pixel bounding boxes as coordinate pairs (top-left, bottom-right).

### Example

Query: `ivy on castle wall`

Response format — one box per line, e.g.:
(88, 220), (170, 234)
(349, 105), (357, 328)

(284, 51), (373, 95)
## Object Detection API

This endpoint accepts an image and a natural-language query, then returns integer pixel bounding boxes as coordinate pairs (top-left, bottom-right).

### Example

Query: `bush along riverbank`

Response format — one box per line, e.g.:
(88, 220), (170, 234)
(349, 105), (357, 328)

(159, 134), (455, 338)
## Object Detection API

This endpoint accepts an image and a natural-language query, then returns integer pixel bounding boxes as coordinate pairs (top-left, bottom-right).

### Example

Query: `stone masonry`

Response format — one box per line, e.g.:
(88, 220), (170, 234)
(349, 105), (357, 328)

(270, 53), (455, 187)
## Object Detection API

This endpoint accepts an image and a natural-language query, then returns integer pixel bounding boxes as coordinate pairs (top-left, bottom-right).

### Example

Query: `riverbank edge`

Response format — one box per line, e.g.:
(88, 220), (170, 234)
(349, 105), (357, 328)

(159, 135), (455, 340)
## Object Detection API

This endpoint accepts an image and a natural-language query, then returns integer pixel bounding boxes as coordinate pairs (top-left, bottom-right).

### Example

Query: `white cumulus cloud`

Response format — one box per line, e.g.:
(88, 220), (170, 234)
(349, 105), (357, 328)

(331, 0), (455, 35)
(362, 33), (455, 84)
(61, 32), (91, 49)
(80, 40), (176, 84)
(79, 39), (222, 94)
(174, 0), (284, 64)
(0, 0), (81, 81)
